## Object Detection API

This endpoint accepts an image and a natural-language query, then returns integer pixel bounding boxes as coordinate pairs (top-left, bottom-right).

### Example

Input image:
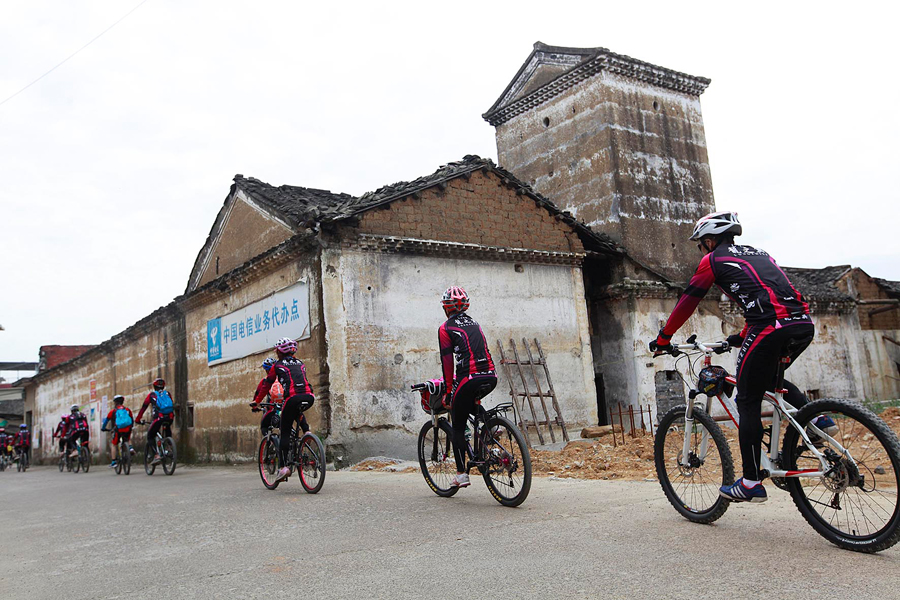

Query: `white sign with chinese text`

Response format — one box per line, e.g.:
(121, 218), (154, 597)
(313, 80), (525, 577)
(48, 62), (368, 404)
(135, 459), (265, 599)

(207, 281), (310, 366)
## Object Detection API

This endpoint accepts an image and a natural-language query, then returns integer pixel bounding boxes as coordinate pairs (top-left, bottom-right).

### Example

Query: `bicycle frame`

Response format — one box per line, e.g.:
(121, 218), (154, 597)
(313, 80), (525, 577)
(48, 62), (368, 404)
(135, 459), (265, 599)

(674, 339), (855, 481)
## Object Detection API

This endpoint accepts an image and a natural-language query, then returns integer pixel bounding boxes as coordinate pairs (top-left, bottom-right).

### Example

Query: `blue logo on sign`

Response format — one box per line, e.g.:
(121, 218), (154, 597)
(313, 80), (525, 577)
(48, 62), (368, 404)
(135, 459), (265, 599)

(208, 318), (222, 362)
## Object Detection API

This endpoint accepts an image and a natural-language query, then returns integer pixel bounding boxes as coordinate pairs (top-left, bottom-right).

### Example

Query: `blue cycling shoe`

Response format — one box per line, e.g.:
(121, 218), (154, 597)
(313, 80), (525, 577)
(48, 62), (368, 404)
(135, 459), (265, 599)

(808, 415), (839, 447)
(719, 478), (768, 503)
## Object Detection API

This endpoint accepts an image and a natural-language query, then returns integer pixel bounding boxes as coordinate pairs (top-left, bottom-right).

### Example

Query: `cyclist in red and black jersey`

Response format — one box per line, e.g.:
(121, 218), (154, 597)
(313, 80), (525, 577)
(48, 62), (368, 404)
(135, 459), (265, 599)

(251, 357), (308, 436)
(52, 415), (69, 457)
(66, 405), (90, 457)
(438, 286), (497, 488)
(650, 211), (821, 503)
(251, 338), (314, 482)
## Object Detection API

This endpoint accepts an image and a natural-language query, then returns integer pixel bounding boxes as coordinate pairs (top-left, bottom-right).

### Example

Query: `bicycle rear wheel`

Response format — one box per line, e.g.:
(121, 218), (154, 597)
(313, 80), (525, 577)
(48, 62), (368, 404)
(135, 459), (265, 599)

(161, 438), (177, 475)
(298, 433), (326, 494)
(258, 435), (280, 490)
(417, 420), (458, 497)
(115, 447), (123, 475)
(80, 447), (91, 473)
(654, 406), (734, 524)
(481, 416), (531, 507)
(123, 445), (131, 475)
(783, 399), (900, 553)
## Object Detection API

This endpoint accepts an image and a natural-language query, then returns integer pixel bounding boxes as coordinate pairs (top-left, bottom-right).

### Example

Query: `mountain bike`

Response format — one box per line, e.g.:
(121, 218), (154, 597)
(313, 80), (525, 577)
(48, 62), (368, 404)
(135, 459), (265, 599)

(411, 378), (532, 507)
(101, 428), (132, 475)
(653, 334), (900, 553)
(137, 420), (176, 476)
(15, 448), (29, 472)
(66, 437), (91, 473)
(253, 401), (326, 492)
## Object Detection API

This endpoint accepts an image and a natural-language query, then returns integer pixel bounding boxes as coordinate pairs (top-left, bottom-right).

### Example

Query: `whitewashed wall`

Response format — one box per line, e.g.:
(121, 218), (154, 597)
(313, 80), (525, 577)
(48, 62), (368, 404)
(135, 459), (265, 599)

(322, 248), (597, 460)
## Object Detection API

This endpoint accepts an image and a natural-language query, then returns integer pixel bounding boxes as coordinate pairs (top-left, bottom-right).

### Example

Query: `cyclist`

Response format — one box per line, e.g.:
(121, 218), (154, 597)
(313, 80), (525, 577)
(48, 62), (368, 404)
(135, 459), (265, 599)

(135, 378), (175, 465)
(102, 395), (135, 468)
(251, 338), (314, 483)
(14, 424), (31, 466)
(67, 405), (90, 458)
(251, 357), (299, 436)
(649, 211), (827, 503)
(0, 427), (9, 464)
(52, 414), (69, 458)
(438, 286), (497, 489)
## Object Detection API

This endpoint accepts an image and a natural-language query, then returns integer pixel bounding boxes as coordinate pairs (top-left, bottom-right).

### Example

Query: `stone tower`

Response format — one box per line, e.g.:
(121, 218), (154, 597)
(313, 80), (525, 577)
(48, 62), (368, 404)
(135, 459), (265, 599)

(484, 42), (716, 283)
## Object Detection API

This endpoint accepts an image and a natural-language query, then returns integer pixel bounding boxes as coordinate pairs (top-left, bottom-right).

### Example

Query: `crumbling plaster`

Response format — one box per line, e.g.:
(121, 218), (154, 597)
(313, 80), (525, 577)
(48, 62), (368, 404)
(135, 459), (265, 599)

(322, 247), (596, 461)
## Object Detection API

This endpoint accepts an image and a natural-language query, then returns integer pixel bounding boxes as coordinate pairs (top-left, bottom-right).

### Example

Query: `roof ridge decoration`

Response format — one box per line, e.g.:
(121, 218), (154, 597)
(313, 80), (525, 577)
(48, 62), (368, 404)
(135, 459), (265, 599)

(483, 41), (711, 127)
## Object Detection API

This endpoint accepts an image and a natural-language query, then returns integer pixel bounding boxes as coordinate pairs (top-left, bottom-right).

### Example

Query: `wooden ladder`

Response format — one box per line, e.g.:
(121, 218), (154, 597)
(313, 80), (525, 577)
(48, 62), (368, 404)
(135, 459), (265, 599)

(496, 338), (569, 447)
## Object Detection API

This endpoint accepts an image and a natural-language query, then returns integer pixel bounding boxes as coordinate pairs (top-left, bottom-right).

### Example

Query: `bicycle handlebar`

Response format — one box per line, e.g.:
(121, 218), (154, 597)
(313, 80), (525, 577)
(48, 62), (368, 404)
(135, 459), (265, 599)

(655, 337), (732, 357)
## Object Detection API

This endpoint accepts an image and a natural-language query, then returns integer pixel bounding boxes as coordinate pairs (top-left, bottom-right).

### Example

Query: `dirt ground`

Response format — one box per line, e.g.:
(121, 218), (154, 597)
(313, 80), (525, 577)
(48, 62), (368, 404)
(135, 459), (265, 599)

(351, 407), (900, 481)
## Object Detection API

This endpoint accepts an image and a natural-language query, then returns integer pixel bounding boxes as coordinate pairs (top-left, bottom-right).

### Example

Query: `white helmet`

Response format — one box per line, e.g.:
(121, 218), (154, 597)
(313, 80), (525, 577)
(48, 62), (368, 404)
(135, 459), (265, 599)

(689, 211), (742, 241)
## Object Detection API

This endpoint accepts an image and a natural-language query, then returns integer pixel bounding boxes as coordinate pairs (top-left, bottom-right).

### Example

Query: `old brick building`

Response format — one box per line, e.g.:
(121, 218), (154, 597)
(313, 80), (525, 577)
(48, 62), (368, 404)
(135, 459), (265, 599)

(24, 157), (619, 463)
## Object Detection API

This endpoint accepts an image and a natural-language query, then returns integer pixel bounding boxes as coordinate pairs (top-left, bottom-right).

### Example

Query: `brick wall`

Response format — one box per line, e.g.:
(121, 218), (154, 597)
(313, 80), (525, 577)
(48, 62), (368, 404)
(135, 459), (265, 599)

(196, 195), (294, 289)
(356, 170), (584, 254)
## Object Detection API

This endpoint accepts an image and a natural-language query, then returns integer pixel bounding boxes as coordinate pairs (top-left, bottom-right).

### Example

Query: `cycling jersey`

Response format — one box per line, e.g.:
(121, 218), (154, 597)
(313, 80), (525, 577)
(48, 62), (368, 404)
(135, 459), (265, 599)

(14, 430), (30, 448)
(660, 243), (810, 342)
(136, 391), (172, 423)
(103, 407), (134, 433)
(438, 312), (496, 389)
(253, 356), (313, 403)
(54, 419), (68, 439)
(71, 413), (89, 433)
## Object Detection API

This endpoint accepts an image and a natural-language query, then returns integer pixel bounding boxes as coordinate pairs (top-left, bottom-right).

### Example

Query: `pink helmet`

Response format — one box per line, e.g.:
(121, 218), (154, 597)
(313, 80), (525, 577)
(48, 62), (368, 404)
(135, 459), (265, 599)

(441, 286), (470, 317)
(274, 337), (297, 354)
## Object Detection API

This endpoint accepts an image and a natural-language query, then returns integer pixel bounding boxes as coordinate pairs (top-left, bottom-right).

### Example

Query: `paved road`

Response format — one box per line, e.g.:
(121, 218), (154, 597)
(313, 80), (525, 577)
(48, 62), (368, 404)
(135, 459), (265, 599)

(1, 465), (898, 599)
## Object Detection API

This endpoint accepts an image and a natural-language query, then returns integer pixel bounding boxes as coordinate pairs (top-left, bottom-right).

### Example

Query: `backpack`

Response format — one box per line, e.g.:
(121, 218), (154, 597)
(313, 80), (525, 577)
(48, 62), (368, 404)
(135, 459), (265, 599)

(270, 380), (284, 403)
(114, 407), (134, 429)
(155, 390), (174, 415)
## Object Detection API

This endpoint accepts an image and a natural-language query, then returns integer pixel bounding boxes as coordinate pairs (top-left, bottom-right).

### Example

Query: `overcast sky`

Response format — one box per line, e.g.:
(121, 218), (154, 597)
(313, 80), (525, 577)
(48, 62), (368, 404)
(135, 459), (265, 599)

(1, 1), (897, 379)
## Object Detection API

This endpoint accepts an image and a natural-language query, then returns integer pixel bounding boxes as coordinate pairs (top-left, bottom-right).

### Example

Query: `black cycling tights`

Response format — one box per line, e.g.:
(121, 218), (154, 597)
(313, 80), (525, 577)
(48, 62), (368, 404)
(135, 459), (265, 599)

(735, 322), (814, 481)
(450, 375), (497, 473)
(279, 394), (314, 468)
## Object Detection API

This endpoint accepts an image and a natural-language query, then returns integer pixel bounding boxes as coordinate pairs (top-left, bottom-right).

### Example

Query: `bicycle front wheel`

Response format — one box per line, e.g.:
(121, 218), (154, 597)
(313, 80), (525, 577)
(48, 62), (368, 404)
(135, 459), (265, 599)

(417, 420), (458, 497)
(298, 433), (326, 494)
(783, 399), (900, 553)
(481, 416), (532, 507)
(81, 447), (91, 473)
(655, 406), (734, 524)
(161, 438), (177, 476)
(115, 448), (123, 475)
(144, 444), (156, 475)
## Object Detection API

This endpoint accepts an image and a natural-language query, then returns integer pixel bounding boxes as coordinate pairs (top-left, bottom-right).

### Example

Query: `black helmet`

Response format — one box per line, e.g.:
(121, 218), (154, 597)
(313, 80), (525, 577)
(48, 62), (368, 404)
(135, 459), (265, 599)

(152, 378), (165, 390)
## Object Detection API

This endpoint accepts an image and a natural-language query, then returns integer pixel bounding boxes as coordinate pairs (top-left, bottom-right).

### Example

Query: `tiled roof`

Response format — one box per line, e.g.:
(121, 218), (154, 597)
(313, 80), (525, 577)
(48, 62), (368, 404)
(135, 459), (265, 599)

(234, 176), (356, 228)
(782, 266), (853, 302)
(340, 155), (621, 254)
(484, 42), (711, 126)
(874, 277), (900, 299)
(238, 156), (621, 255)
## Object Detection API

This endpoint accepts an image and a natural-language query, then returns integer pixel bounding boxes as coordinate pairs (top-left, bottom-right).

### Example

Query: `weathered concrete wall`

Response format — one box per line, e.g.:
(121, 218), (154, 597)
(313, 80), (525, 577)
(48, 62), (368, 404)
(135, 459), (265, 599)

(858, 330), (900, 401)
(596, 291), (872, 423)
(184, 255), (326, 462)
(322, 247), (596, 461)
(357, 170), (584, 254)
(495, 71), (715, 283)
(195, 192), (294, 289)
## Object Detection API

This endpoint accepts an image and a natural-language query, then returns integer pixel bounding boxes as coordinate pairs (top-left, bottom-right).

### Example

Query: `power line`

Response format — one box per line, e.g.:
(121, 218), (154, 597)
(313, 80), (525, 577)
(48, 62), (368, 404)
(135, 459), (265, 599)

(0, 0), (151, 108)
